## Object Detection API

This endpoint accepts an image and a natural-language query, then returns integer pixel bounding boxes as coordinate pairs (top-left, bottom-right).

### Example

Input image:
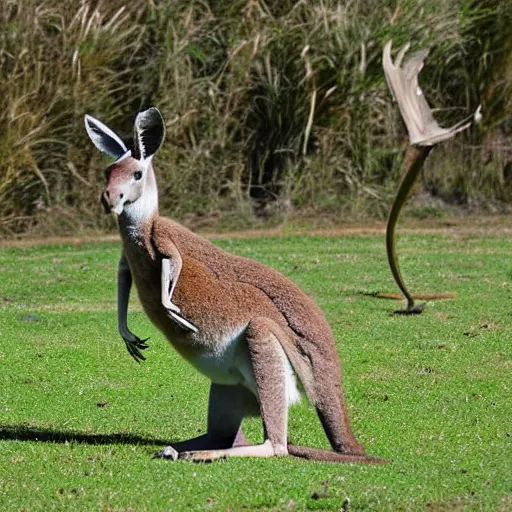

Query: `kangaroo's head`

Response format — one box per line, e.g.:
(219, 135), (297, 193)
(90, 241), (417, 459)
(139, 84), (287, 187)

(84, 108), (165, 220)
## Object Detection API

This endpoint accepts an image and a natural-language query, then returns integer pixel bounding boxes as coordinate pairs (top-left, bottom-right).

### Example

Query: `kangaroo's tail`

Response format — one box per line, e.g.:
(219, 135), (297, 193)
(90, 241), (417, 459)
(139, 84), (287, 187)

(287, 444), (388, 465)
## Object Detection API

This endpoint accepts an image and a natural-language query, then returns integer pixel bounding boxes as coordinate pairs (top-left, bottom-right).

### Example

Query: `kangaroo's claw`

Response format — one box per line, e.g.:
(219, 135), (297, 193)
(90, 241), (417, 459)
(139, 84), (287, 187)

(124, 336), (149, 363)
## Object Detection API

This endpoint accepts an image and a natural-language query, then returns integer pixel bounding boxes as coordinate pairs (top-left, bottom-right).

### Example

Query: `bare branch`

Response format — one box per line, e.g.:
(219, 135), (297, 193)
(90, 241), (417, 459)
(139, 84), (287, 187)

(383, 40), (476, 146)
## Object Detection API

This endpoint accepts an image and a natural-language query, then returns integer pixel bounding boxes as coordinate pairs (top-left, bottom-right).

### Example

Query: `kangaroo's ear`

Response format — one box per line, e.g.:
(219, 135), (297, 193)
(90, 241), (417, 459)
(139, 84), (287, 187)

(84, 115), (128, 159)
(132, 107), (165, 161)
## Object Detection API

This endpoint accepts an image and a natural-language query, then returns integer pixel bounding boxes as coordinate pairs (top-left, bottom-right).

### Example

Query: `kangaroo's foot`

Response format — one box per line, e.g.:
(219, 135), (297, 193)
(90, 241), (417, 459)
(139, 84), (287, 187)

(177, 440), (279, 463)
(153, 428), (250, 461)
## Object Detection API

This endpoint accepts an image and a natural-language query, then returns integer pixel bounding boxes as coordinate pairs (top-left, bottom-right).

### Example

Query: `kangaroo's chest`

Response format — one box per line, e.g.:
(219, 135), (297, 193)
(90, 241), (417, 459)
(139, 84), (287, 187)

(122, 239), (161, 301)
(122, 240), (250, 360)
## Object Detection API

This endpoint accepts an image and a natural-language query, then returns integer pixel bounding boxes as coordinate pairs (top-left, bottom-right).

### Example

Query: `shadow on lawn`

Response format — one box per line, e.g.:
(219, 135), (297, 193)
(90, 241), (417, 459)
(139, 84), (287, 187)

(0, 424), (170, 446)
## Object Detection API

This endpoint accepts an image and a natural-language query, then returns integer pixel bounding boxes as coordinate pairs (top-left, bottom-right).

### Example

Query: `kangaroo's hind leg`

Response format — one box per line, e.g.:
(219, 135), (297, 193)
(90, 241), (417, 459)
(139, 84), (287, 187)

(177, 317), (295, 462)
(153, 383), (254, 460)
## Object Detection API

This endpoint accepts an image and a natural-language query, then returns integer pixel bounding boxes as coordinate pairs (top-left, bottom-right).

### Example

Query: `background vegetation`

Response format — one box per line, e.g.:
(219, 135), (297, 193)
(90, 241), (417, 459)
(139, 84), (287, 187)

(1, 0), (511, 236)
(0, 227), (511, 510)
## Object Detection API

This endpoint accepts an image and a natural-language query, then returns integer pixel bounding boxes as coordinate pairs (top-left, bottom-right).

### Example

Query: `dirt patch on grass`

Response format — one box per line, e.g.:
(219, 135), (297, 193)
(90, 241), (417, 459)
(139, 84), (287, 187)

(1, 215), (512, 248)
(0, 234), (120, 249)
(212, 215), (512, 239)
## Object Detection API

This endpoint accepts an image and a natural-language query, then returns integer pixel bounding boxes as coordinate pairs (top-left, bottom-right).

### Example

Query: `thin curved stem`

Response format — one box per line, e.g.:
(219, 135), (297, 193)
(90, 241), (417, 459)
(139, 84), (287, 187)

(386, 145), (432, 313)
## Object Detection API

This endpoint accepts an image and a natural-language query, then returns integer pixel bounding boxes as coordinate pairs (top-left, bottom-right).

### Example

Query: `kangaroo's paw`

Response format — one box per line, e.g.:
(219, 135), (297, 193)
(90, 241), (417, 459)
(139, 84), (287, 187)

(122, 334), (149, 363)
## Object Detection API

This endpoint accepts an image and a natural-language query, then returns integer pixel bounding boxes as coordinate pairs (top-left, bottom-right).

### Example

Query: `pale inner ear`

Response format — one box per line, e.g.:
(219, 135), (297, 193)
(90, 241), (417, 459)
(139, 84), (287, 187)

(85, 115), (128, 159)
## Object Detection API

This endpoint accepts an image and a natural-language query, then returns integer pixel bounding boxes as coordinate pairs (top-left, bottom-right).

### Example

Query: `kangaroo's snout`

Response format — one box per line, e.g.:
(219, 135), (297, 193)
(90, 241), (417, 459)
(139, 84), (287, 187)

(101, 188), (125, 215)
(102, 183), (130, 216)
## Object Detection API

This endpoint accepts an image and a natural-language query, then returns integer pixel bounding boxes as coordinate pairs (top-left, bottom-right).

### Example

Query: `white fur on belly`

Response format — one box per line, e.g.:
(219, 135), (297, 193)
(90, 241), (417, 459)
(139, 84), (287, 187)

(188, 327), (301, 407)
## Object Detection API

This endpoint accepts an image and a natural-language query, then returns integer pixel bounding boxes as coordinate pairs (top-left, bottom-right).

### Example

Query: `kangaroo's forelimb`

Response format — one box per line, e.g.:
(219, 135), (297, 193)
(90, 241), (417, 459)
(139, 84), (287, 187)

(117, 254), (149, 362)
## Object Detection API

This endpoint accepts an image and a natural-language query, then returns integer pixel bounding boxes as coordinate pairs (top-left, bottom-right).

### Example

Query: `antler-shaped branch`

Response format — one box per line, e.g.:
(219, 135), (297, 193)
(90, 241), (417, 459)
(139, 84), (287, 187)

(383, 41), (474, 146)
(382, 41), (478, 314)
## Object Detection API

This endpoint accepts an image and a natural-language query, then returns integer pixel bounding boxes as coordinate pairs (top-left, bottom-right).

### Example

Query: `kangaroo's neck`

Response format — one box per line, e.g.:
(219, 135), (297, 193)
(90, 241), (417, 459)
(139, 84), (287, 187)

(118, 164), (159, 241)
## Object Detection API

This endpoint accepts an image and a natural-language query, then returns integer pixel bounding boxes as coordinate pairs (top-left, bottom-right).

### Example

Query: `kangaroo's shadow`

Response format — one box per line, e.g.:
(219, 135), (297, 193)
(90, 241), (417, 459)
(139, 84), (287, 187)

(0, 424), (171, 447)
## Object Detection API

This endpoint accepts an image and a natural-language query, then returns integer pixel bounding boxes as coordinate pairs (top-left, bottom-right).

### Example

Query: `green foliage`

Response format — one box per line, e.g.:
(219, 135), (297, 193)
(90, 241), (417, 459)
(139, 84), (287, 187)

(0, 0), (510, 235)
(0, 226), (511, 510)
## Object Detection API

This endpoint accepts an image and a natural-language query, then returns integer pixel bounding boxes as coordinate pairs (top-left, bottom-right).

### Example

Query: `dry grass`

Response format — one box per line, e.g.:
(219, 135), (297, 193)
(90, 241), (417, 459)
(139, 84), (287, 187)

(0, 0), (511, 236)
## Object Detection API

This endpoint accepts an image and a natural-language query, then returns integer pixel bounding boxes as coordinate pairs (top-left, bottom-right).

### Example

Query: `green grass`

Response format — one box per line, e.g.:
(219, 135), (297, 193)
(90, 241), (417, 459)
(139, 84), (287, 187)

(0, 228), (511, 511)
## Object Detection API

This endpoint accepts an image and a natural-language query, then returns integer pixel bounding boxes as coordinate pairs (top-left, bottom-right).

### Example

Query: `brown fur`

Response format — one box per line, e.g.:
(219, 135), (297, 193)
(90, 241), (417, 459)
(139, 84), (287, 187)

(144, 214), (365, 454)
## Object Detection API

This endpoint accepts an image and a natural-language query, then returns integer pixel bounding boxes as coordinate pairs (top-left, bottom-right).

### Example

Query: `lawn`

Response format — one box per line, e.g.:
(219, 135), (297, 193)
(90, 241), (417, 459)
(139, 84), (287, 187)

(0, 223), (511, 511)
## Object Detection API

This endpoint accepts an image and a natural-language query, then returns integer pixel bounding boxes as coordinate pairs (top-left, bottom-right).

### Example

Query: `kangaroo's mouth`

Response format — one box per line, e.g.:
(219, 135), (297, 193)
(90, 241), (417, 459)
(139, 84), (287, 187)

(101, 191), (130, 216)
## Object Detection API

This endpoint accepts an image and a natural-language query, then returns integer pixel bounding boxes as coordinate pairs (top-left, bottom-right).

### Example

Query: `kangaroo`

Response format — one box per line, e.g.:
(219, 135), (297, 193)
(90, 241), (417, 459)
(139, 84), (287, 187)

(84, 108), (384, 464)
(381, 41), (478, 314)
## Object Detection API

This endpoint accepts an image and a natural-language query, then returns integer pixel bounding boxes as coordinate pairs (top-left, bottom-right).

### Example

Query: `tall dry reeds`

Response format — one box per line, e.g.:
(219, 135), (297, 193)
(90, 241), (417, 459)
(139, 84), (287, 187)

(0, 0), (510, 236)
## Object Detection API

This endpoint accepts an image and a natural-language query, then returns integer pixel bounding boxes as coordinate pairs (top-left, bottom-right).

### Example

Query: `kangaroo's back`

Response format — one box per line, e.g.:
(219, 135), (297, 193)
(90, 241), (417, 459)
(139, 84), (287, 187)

(153, 217), (335, 345)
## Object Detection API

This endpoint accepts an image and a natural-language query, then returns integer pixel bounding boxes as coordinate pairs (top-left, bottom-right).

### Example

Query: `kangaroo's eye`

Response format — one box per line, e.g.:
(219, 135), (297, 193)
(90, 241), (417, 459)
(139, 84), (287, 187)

(133, 171), (143, 181)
